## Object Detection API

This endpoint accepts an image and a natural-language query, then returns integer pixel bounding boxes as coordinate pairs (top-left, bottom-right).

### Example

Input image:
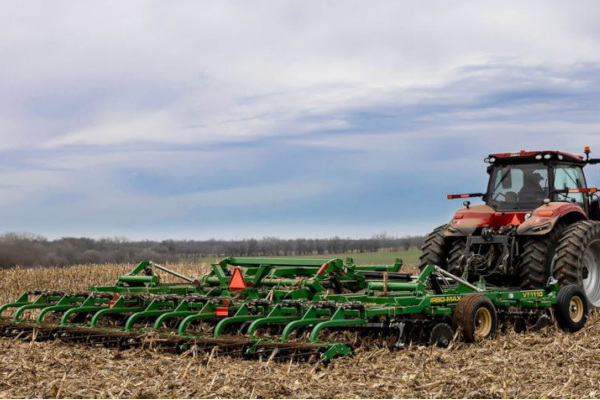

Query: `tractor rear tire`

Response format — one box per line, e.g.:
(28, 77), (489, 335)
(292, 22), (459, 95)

(554, 284), (588, 332)
(446, 239), (467, 277)
(517, 224), (566, 290)
(553, 220), (600, 307)
(453, 293), (497, 343)
(419, 225), (449, 270)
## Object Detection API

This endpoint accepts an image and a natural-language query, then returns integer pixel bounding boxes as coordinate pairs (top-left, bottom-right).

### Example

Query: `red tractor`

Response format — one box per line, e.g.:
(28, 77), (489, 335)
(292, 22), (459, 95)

(421, 147), (600, 307)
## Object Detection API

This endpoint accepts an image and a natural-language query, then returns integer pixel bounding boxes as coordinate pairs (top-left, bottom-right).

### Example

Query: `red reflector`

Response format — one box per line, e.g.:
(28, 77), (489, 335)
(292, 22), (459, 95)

(216, 307), (229, 317)
(453, 213), (464, 219)
(510, 214), (521, 225)
(228, 267), (246, 290)
(109, 293), (119, 309)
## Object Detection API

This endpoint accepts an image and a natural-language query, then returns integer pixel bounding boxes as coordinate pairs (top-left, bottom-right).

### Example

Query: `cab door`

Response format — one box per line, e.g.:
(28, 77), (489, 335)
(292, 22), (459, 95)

(553, 165), (589, 212)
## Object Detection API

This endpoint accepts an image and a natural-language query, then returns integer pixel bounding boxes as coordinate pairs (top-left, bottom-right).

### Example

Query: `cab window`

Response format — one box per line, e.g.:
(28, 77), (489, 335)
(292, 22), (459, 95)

(554, 166), (586, 203)
(487, 163), (548, 210)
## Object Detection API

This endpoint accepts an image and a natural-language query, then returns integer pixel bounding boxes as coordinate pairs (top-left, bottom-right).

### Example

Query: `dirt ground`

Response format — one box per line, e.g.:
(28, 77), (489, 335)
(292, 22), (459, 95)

(1, 263), (599, 398)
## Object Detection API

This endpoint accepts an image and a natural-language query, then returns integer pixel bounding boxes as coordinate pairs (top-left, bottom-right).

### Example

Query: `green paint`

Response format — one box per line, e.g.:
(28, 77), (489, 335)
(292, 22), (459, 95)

(0, 256), (568, 362)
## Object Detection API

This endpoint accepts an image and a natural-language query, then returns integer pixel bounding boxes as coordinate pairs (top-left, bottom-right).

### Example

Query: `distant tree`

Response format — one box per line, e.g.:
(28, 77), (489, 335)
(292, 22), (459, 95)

(0, 231), (425, 269)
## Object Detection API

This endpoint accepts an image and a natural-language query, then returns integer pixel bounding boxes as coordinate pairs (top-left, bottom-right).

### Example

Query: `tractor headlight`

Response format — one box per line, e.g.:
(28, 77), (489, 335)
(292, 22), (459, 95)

(535, 154), (542, 160)
(544, 154), (552, 160)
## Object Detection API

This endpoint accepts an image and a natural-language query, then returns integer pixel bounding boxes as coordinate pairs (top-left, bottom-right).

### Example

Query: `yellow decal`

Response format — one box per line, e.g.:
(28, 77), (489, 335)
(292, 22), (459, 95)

(522, 291), (544, 298)
(430, 295), (462, 304)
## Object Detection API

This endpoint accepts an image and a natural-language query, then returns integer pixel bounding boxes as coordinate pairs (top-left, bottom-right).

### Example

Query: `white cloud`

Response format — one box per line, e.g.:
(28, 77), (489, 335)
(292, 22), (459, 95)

(1, 1), (600, 151)
(1, 1), (600, 238)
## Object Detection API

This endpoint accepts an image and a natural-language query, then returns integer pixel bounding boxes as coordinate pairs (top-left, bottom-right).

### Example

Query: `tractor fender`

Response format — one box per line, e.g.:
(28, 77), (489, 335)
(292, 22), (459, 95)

(443, 204), (495, 237)
(517, 202), (587, 236)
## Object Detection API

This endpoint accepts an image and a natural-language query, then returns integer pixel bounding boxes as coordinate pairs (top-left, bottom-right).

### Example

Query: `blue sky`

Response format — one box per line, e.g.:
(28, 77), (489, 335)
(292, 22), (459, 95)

(1, 1), (600, 240)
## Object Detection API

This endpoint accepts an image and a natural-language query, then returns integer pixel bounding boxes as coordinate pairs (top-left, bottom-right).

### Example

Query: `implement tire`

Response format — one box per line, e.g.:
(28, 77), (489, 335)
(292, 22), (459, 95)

(517, 224), (566, 290)
(453, 293), (497, 343)
(553, 221), (600, 307)
(554, 285), (588, 332)
(419, 225), (449, 271)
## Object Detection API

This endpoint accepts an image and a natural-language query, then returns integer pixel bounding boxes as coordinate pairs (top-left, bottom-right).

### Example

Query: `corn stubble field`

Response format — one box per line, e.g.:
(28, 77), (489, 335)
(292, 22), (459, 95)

(1, 263), (600, 398)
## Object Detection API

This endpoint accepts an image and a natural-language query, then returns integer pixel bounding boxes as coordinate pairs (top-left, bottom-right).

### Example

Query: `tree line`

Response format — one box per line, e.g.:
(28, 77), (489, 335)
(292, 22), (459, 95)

(0, 232), (425, 269)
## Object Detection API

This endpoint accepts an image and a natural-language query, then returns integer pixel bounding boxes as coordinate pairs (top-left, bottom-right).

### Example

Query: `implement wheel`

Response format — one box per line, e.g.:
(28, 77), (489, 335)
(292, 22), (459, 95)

(453, 294), (497, 343)
(554, 284), (588, 332)
(553, 221), (600, 307)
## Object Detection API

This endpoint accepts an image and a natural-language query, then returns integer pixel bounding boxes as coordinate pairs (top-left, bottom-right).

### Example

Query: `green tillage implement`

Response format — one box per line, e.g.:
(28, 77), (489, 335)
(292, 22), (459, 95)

(0, 257), (589, 362)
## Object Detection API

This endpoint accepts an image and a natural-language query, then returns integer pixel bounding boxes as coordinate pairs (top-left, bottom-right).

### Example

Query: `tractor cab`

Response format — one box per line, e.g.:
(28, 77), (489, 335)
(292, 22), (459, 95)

(446, 149), (600, 231)
(484, 151), (592, 213)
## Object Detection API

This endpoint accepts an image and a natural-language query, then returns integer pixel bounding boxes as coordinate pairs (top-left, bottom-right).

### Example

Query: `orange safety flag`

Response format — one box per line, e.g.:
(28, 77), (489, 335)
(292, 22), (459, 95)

(228, 267), (246, 290)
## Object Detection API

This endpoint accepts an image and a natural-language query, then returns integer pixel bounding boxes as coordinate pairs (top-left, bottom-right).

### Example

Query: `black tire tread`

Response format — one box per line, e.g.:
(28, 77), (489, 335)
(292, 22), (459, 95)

(419, 225), (449, 270)
(553, 220), (600, 287)
(453, 293), (497, 343)
(517, 224), (567, 289)
(554, 284), (588, 332)
(446, 239), (467, 276)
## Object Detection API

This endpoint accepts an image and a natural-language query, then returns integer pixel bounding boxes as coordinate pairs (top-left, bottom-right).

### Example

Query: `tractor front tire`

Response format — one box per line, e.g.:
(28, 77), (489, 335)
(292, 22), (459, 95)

(419, 225), (449, 270)
(517, 224), (566, 290)
(453, 293), (497, 343)
(553, 220), (600, 307)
